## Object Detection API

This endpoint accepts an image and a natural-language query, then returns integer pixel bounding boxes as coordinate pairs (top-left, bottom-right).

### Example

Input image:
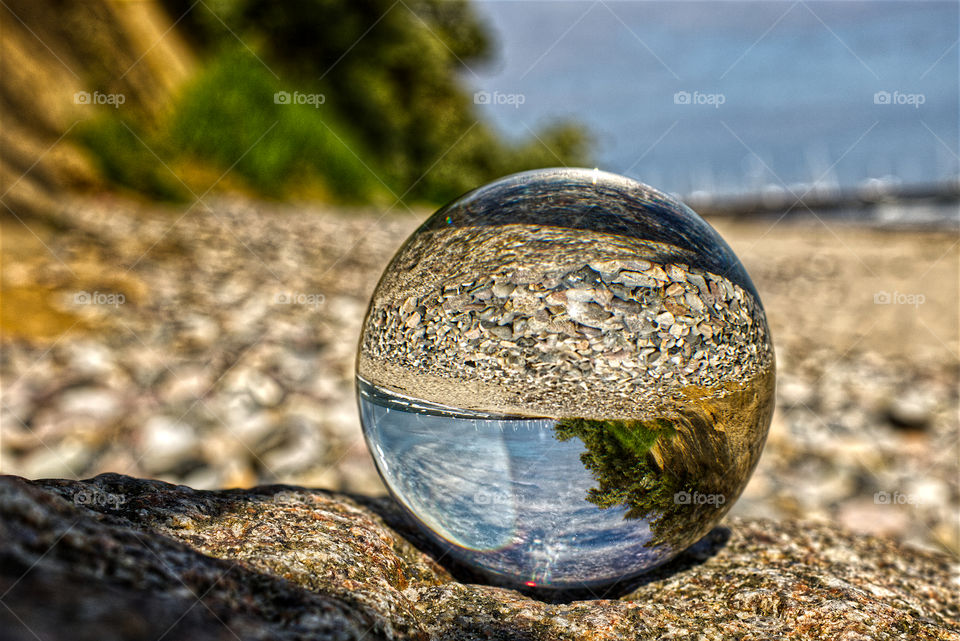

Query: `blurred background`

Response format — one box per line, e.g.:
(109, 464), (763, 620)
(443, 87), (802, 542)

(1, 0), (957, 557)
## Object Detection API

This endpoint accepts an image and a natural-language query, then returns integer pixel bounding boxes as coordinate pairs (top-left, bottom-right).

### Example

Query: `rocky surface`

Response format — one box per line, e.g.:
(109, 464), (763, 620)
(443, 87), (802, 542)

(2, 473), (959, 640)
(360, 225), (773, 419)
(1, 196), (958, 556)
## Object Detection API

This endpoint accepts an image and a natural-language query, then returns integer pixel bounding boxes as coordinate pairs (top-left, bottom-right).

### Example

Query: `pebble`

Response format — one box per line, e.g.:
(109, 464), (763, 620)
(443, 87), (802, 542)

(57, 387), (123, 421)
(245, 371), (285, 408)
(646, 265), (670, 282)
(778, 378), (816, 409)
(2, 198), (954, 559)
(158, 365), (213, 405)
(140, 416), (200, 474)
(886, 391), (934, 430)
(655, 311), (675, 327)
(491, 282), (515, 298)
(616, 271), (656, 288)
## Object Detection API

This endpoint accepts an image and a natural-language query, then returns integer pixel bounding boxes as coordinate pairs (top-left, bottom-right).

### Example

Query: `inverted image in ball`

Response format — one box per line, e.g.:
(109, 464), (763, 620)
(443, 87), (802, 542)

(357, 168), (775, 589)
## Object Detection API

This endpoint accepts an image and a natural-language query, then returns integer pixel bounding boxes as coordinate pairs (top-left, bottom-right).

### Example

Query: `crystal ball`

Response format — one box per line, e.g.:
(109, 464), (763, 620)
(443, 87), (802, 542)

(357, 168), (775, 589)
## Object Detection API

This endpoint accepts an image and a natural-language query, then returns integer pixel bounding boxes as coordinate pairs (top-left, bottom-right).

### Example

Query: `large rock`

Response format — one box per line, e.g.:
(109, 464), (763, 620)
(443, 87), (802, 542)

(1, 474), (957, 640)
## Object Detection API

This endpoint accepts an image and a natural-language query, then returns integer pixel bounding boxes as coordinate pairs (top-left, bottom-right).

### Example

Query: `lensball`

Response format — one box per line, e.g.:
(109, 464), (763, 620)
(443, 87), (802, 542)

(357, 168), (775, 589)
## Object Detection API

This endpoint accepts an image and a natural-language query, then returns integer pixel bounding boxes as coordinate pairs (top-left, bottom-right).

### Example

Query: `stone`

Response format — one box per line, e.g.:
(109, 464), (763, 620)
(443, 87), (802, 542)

(2, 474), (957, 641)
(158, 365), (213, 405)
(654, 311), (675, 327)
(56, 387), (123, 421)
(245, 370), (285, 408)
(615, 271), (657, 288)
(779, 377), (816, 409)
(887, 391), (935, 430)
(491, 282), (515, 298)
(139, 417), (200, 474)
(177, 313), (220, 349)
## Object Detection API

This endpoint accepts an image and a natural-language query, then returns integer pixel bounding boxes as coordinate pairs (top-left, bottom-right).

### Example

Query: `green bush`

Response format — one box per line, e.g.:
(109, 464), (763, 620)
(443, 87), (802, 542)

(75, 116), (187, 202)
(77, 1), (590, 205)
(162, 0), (590, 204)
(168, 49), (382, 201)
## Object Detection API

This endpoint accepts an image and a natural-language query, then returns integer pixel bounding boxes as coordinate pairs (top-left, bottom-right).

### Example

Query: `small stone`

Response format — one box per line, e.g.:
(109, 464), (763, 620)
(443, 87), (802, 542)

(609, 298), (642, 315)
(622, 259), (653, 272)
(471, 287), (494, 301)
(246, 371), (285, 407)
(400, 296), (418, 313)
(616, 271), (656, 288)
(655, 311), (675, 327)
(686, 273), (710, 296)
(564, 288), (596, 303)
(666, 264), (686, 282)
(17, 438), (93, 479)
(887, 391), (934, 430)
(685, 291), (706, 313)
(779, 378), (814, 408)
(487, 325), (513, 340)
(179, 314), (220, 349)
(158, 366), (212, 405)
(544, 290), (567, 306)
(57, 387), (122, 421)
(491, 282), (515, 298)
(665, 282), (684, 297)
(646, 265), (670, 282)
(568, 301), (612, 328)
(140, 417), (199, 474)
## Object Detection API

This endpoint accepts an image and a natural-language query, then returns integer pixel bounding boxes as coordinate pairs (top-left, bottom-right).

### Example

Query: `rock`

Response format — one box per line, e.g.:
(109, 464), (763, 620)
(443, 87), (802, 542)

(654, 311), (675, 327)
(491, 282), (515, 298)
(62, 341), (117, 377)
(615, 271), (656, 288)
(245, 370), (285, 408)
(139, 417), (200, 474)
(887, 391), (935, 430)
(157, 365), (213, 405)
(2, 474), (958, 641)
(779, 376), (816, 409)
(177, 313), (220, 350)
(56, 386), (123, 421)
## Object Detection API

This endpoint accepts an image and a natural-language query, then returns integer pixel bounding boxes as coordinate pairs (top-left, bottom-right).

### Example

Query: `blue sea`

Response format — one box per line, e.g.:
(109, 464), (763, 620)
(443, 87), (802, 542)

(466, 0), (959, 204)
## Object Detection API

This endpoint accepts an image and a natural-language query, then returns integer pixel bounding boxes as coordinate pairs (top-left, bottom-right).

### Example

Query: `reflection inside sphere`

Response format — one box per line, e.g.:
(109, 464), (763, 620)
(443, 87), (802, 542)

(357, 168), (775, 588)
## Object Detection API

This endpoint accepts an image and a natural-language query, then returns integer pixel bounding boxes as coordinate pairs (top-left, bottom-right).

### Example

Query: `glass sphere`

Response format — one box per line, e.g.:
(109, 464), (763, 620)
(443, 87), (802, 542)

(357, 168), (775, 589)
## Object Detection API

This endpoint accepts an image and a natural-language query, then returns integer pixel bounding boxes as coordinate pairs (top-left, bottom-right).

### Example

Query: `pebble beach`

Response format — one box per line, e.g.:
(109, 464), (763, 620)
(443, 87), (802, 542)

(1, 195), (957, 556)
